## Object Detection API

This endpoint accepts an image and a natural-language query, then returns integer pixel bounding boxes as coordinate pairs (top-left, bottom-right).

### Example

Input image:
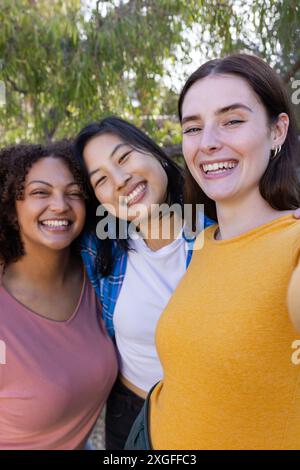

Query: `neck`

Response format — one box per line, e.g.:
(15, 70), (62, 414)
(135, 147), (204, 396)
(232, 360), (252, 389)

(138, 210), (183, 251)
(5, 245), (73, 288)
(215, 190), (290, 240)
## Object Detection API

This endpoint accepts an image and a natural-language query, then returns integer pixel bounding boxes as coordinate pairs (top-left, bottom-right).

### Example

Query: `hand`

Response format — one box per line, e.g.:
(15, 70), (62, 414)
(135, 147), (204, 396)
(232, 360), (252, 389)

(293, 209), (300, 219)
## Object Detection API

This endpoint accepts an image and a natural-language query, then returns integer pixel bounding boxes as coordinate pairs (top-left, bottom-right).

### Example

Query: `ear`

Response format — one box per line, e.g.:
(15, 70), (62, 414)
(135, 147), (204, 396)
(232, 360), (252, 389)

(271, 113), (289, 148)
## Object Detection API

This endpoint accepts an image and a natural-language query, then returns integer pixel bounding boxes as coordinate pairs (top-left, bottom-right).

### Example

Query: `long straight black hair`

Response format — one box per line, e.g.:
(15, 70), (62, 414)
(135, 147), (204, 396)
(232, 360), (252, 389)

(178, 54), (300, 223)
(74, 116), (184, 276)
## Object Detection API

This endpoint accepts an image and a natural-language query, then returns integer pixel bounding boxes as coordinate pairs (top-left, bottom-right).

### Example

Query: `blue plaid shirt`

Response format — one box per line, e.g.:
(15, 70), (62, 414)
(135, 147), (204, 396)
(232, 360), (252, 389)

(80, 215), (215, 337)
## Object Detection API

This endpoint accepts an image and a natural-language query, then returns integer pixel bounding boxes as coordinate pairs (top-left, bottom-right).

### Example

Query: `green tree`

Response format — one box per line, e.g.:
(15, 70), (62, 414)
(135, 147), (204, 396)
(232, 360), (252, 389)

(0, 0), (299, 146)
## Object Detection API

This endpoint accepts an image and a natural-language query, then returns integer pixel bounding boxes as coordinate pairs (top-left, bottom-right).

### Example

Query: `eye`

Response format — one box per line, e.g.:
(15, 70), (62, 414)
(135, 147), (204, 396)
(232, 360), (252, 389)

(67, 192), (84, 199)
(225, 120), (244, 126)
(30, 190), (49, 196)
(94, 175), (107, 188)
(118, 150), (132, 164)
(182, 127), (202, 135)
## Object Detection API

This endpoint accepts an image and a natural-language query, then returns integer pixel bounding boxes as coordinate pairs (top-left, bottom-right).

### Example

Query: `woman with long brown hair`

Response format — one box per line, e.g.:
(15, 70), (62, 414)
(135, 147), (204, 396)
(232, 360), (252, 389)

(125, 53), (300, 450)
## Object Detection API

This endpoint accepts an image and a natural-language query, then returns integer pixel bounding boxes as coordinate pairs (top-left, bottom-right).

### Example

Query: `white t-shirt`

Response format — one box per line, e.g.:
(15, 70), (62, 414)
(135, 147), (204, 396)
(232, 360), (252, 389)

(114, 230), (187, 392)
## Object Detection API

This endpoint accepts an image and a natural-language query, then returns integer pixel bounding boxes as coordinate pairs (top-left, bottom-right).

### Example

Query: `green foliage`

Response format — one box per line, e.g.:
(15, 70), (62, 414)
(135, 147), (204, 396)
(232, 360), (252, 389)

(0, 0), (299, 146)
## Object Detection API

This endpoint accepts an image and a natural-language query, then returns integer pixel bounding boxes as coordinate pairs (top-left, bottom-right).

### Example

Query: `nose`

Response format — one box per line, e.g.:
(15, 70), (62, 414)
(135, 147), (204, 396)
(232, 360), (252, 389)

(199, 124), (222, 155)
(112, 168), (132, 191)
(49, 193), (70, 213)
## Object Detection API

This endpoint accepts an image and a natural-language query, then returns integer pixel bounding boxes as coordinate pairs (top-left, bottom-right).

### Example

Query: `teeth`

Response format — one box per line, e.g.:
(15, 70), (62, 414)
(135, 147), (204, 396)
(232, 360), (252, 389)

(125, 183), (146, 204)
(202, 161), (237, 173)
(41, 220), (70, 227)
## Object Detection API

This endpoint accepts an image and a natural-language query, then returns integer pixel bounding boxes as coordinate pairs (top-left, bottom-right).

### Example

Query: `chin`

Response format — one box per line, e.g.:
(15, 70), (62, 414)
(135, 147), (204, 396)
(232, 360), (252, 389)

(46, 243), (73, 251)
(209, 194), (236, 204)
(40, 236), (75, 250)
(127, 206), (150, 221)
(201, 182), (238, 200)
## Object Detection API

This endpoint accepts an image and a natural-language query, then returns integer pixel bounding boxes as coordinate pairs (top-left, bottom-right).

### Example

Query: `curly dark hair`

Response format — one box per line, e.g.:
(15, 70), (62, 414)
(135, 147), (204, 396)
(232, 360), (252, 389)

(0, 140), (98, 267)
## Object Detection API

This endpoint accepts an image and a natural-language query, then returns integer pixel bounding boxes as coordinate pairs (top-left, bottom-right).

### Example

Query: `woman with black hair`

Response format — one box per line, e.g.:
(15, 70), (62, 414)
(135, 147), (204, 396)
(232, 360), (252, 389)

(0, 141), (117, 449)
(74, 117), (215, 449)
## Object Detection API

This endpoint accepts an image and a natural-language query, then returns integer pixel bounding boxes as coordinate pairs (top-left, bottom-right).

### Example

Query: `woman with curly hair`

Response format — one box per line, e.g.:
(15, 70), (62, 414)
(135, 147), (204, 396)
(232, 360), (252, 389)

(0, 141), (117, 450)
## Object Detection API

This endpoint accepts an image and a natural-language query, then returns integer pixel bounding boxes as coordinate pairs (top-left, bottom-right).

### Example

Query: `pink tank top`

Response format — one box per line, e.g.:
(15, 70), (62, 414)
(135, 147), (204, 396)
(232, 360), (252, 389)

(0, 271), (118, 449)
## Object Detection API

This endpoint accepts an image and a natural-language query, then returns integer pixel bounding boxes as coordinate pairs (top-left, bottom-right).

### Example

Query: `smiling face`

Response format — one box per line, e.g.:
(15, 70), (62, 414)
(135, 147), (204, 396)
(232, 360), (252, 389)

(181, 74), (278, 205)
(15, 157), (86, 252)
(82, 132), (168, 221)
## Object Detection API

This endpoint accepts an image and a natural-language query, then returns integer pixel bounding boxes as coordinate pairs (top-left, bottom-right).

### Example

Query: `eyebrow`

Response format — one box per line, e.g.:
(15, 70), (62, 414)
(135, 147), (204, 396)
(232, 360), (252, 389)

(88, 142), (130, 178)
(181, 103), (253, 125)
(26, 180), (79, 187)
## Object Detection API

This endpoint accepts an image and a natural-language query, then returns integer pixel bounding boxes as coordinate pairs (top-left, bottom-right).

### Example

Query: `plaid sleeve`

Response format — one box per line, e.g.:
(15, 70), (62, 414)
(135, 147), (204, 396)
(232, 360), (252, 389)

(184, 214), (216, 268)
(79, 229), (127, 338)
(204, 215), (216, 229)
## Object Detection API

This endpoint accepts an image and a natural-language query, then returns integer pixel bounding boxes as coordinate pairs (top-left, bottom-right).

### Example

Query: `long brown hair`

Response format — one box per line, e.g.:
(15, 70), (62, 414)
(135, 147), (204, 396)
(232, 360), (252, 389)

(178, 54), (300, 225)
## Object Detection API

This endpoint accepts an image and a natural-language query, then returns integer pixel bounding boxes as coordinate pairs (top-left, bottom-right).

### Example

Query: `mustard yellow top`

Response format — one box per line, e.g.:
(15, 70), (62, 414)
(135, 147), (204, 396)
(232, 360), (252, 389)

(150, 215), (300, 450)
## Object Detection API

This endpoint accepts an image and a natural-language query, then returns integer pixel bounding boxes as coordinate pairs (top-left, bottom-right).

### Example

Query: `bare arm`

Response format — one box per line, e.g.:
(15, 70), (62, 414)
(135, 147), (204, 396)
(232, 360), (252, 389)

(287, 209), (300, 332)
(288, 263), (300, 333)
